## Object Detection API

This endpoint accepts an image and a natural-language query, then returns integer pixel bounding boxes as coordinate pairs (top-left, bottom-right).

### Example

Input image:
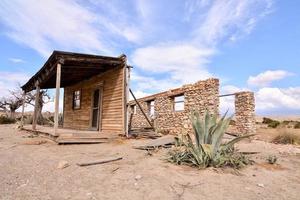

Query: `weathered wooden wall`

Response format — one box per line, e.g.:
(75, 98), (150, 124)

(63, 66), (125, 134)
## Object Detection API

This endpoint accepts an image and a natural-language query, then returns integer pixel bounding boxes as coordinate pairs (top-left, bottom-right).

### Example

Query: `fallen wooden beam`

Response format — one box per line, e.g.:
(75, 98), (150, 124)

(133, 135), (175, 150)
(77, 157), (123, 167)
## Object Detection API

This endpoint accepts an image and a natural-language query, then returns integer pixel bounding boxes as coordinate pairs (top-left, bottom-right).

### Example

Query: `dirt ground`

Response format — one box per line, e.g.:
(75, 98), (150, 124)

(1, 124), (300, 200)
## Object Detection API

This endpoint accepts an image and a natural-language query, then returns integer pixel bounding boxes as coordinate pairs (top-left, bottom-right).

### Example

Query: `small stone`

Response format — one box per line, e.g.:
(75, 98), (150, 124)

(134, 182), (138, 186)
(257, 183), (265, 188)
(135, 175), (142, 180)
(57, 161), (69, 169)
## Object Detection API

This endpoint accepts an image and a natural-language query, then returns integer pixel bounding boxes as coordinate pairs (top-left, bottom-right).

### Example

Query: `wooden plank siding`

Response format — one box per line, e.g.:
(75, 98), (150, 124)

(63, 66), (126, 134)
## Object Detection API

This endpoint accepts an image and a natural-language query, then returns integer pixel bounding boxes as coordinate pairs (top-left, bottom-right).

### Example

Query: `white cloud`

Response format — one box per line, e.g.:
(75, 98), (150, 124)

(0, 71), (29, 97)
(130, 71), (180, 92)
(9, 58), (25, 63)
(130, 0), (273, 93)
(131, 43), (214, 85)
(220, 84), (300, 114)
(219, 85), (249, 114)
(247, 70), (294, 87)
(129, 90), (151, 101)
(0, 0), (113, 57)
(256, 87), (300, 110)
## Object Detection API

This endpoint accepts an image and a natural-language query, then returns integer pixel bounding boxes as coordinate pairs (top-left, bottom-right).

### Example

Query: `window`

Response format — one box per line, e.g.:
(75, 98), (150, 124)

(131, 105), (137, 114)
(174, 95), (184, 111)
(148, 100), (155, 117)
(73, 90), (81, 109)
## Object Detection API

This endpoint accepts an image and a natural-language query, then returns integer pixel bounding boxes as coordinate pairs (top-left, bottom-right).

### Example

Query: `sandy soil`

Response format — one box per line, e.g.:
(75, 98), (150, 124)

(1, 124), (300, 200)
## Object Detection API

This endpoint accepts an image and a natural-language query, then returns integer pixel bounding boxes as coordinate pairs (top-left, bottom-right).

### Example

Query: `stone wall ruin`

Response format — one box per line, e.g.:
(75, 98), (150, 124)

(129, 78), (256, 135)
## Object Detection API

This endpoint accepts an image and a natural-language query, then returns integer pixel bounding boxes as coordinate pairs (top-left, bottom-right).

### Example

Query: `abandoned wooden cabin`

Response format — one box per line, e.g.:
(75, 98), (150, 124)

(21, 51), (130, 138)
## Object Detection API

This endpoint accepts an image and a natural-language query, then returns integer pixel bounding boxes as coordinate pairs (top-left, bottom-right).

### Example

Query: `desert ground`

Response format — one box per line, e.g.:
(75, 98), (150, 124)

(0, 124), (300, 200)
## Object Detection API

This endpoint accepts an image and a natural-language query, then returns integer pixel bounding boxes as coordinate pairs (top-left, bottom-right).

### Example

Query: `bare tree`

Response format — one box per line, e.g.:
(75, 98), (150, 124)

(0, 89), (30, 118)
(26, 90), (51, 124)
(0, 87), (51, 122)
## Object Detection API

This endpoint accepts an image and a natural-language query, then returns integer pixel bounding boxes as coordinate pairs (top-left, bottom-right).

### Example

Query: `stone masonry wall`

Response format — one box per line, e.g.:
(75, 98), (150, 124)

(234, 92), (256, 134)
(130, 78), (220, 135)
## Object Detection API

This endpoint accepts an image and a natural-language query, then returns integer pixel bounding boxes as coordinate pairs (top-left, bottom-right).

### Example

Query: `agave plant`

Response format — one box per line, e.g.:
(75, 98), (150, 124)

(168, 110), (254, 169)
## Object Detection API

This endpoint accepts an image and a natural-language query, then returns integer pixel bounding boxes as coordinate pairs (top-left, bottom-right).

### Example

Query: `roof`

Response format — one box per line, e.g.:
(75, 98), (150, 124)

(21, 51), (126, 92)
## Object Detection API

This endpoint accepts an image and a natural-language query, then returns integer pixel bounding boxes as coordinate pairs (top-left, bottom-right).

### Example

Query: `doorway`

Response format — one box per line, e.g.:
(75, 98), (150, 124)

(91, 89), (101, 130)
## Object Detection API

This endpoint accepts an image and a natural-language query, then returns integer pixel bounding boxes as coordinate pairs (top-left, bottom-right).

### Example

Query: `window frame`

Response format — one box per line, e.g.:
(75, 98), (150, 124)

(131, 104), (137, 114)
(173, 94), (185, 112)
(72, 89), (81, 110)
(147, 100), (155, 117)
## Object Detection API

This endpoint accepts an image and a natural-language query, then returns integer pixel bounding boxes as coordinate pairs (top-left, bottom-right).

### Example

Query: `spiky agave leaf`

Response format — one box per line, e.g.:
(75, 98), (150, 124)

(221, 134), (255, 151)
(191, 111), (204, 147)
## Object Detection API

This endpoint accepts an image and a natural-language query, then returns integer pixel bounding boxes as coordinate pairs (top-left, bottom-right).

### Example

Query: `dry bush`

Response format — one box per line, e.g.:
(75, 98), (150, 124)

(0, 115), (16, 124)
(294, 122), (300, 129)
(272, 129), (300, 145)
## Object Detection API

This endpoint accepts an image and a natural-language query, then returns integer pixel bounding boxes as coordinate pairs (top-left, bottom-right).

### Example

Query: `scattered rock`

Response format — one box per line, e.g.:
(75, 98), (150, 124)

(257, 183), (265, 188)
(135, 175), (142, 180)
(57, 161), (69, 169)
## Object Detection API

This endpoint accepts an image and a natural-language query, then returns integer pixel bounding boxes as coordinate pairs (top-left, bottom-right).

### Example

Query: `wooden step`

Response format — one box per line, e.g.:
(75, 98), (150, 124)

(56, 137), (108, 144)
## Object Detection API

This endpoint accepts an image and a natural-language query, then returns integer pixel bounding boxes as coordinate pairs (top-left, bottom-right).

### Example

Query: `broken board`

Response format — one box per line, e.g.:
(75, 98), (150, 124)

(133, 135), (175, 150)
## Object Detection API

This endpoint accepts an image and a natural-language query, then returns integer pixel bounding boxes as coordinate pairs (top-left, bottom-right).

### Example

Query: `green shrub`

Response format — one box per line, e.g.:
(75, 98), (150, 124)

(0, 115), (16, 124)
(167, 111), (254, 169)
(262, 117), (274, 124)
(262, 117), (280, 128)
(268, 121), (280, 128)
(294, 122), (300, 129)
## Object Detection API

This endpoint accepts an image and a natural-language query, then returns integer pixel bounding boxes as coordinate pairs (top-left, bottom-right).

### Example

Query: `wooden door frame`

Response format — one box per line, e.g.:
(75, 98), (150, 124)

(89, 86), (103, 131)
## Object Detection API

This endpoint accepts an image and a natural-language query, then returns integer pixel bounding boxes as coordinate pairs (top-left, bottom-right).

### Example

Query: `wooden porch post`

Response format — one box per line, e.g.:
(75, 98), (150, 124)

(54, 63), (62, 136)
(32, 82), (40, 130)
(21, 91), (26, 126)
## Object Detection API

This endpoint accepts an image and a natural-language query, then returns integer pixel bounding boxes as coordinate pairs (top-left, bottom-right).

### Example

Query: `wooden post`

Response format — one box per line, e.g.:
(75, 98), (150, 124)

(21, 92), (26, 126)
(129, 88), (153, 128)
(32, 83), (40, 130)
(54, 63), (62, 136)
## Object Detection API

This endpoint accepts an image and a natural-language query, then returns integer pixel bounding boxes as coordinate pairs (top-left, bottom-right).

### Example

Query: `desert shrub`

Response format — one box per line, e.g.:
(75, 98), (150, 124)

(0, 115), (16, 124)
(266, 155), (277, 164)
(294, 122), (300, 129)
(268, 121), (280, 128)
(167, 111), (254, 169)
(272, 131), (300, 145)
(262, 117), (274, 124)
(262, 117), (280, 128)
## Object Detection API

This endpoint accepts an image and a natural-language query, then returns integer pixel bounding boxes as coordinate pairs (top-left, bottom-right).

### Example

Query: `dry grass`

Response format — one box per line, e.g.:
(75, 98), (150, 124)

(272, 129), (300, 145)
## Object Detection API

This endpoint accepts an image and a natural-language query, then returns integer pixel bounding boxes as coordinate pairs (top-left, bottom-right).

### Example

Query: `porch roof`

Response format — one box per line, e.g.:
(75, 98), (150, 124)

(21, 51), (126, 92)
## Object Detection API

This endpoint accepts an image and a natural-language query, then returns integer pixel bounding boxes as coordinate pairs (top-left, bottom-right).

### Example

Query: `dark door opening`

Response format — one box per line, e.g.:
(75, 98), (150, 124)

(91, 89), (100, 130)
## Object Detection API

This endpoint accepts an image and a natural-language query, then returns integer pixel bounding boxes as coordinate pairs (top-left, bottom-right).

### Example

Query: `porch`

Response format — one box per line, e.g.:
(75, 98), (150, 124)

(21, 51), (129, 139)
(22, 125), (118, 144)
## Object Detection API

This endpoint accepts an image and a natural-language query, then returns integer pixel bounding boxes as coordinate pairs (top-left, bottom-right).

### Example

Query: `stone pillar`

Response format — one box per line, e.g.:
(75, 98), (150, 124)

(235, 92), (255, 135)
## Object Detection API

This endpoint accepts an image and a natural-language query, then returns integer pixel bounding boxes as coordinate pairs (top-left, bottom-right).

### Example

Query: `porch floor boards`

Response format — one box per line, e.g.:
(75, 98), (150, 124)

(23, 125), (117, 144)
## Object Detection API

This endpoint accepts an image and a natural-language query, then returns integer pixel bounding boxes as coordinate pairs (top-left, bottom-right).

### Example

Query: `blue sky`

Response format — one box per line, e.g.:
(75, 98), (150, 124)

(0, 0), (299, 115)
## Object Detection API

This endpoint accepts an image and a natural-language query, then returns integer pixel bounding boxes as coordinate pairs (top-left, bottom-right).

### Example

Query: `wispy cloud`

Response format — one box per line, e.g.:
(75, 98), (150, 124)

(130, 0), (273, 92)
(0, 0), (274, 99)
(9, 58), (25, 63)
(194, 0), (274, 45)
(0, 71), (29, 96)
(0, 0), (115, 57)
(247, 70), (294, 87)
